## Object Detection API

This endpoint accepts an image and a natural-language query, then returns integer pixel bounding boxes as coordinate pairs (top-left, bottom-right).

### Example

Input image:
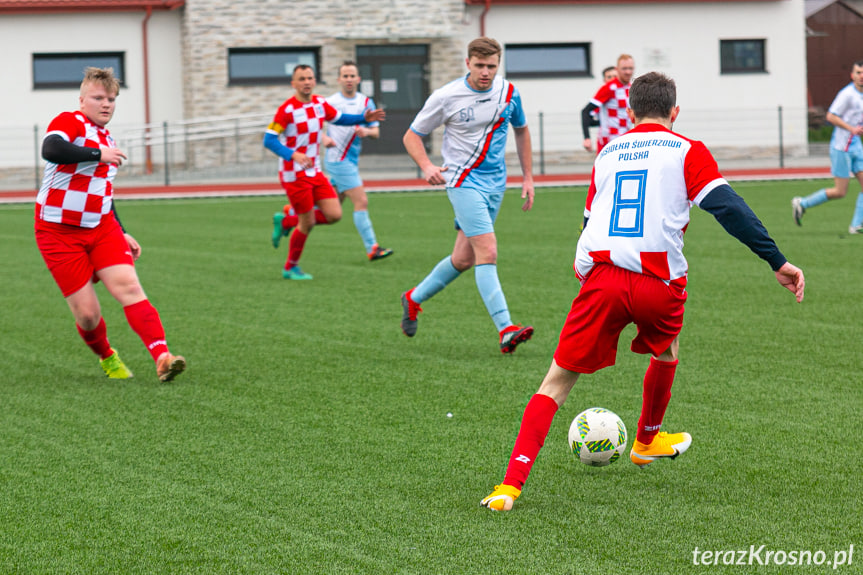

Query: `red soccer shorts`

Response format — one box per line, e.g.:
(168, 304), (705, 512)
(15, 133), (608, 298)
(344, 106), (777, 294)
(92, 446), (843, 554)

(281, 172), (337, 214)
(35, 215), (133, 297)
(554, 263), (687, 374)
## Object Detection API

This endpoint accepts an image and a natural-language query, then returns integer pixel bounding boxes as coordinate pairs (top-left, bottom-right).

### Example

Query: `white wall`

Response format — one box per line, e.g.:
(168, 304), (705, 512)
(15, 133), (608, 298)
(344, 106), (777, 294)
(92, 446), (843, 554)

(0, 10), (183, 166)
(464, 0), (808, 154)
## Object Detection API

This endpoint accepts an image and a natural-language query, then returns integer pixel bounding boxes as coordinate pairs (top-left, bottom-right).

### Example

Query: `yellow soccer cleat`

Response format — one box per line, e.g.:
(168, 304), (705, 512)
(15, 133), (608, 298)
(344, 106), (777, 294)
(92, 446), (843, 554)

(480, 484), (521, 511)
(630, 431), (692, 468)
(100, 349), (134, 379)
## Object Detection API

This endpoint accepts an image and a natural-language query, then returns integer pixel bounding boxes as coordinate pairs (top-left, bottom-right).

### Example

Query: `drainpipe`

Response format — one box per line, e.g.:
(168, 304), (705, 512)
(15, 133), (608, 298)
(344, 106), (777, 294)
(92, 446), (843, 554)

(142, 6), (153, 174)
(480, 0), (491, 37)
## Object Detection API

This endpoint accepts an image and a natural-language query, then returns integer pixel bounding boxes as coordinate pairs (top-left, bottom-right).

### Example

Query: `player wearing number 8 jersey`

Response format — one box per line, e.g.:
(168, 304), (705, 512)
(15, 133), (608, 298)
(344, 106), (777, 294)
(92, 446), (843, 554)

(481, 72), (805, 511)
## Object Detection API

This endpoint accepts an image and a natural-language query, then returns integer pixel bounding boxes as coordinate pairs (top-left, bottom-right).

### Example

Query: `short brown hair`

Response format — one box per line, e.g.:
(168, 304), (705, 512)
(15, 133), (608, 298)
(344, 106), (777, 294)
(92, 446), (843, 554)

(293, 64), (314, 77)
(628, 72), (677, 120)
(468, 37), (502, 59)
(81, 67), (119, 96)
(339, 60), (359, 75)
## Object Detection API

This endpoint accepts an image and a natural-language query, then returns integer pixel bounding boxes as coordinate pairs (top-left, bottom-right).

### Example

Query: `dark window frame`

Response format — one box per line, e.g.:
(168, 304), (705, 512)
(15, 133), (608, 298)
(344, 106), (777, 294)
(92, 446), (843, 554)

(33, 52), (126, 90)
(720, 39), (767, 74)
(227, 46), (321, 86)
(504, 43), (592, 79)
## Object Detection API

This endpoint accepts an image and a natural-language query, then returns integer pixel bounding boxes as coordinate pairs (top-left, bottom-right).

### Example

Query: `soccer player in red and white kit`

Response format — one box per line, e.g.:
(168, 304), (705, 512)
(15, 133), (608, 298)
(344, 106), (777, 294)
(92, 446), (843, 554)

(35, 67), (186, 382)
(482, 72), (805, 511)
(264, 64), (385, 280)
(581, 54), (635, 154)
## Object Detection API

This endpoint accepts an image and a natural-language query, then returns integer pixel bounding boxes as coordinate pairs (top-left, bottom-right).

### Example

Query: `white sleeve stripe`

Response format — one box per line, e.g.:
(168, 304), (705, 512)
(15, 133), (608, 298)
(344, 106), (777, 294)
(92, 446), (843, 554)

(44, 130), (70, 142)
(692, 178), (728, 206)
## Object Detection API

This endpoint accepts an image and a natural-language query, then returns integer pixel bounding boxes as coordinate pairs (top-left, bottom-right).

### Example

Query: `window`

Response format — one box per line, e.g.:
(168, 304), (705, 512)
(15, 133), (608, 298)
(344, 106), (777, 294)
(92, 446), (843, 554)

(228, 47), (320, 85)
(720, 39), (766, 74)
(33, 52), (125, 89)
(504, 43), (590, 79)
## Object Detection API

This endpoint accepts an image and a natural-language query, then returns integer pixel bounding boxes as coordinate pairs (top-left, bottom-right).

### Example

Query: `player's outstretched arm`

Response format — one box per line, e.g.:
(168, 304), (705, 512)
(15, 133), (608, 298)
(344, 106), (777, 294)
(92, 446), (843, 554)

(775, 262), (805, 303)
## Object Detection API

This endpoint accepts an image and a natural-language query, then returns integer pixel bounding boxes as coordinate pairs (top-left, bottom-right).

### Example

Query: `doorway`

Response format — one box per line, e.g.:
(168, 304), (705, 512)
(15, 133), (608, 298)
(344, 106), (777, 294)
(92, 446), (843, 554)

(356, 44), (430, 154)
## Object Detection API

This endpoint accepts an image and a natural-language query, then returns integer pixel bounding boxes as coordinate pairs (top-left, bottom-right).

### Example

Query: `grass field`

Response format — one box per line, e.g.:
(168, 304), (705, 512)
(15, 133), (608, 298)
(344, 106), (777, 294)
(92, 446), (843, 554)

(1, 180), (861, 574)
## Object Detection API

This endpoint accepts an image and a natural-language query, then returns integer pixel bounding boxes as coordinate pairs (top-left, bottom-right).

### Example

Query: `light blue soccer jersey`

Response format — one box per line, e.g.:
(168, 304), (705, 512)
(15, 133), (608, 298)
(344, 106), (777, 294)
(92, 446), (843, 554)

(325, 92), (378, 165)
(828, 83), (863, 151)
(409, 74), (526, 191)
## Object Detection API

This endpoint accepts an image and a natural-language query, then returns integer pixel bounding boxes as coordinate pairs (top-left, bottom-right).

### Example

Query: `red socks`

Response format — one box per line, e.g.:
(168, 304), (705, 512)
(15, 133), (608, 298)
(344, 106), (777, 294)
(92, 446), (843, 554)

(282, 213), (299, 230)
(123, 299), (168, 362)
(503, 393), (559, 489)
(636, 357), (678, 445)
(314, 209), (329, 224)
(76, 317), (112, 359)
(287, 229), (309, 268)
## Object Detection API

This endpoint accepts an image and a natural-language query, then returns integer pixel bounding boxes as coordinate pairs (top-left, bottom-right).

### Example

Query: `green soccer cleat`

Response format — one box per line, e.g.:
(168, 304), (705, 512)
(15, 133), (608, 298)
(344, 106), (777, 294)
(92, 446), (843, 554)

(272, 212), (287, 248)
(100, 349), (134, 379)
(282, 265), (313, 280)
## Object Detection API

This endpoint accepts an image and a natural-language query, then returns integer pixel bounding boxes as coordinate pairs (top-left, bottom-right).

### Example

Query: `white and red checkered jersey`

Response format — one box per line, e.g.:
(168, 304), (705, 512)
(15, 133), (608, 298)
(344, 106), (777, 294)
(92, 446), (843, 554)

(590, 78), (633, 150)
(575, 123), (727, 288)
(266, 95), (341, 184)
(36, 111), (118, 228)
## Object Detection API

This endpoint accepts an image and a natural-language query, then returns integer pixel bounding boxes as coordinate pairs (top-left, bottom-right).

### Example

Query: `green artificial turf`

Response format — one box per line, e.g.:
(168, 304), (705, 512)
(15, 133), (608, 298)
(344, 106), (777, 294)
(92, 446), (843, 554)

(0, 180), (860, 574)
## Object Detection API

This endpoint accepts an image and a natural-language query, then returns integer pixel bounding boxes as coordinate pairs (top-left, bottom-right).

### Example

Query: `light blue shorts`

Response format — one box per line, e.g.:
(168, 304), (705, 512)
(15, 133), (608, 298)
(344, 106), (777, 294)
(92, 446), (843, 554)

(830, 140), (863, 179)
(326, 160), (363, 193)
(446, 186), (504, 237)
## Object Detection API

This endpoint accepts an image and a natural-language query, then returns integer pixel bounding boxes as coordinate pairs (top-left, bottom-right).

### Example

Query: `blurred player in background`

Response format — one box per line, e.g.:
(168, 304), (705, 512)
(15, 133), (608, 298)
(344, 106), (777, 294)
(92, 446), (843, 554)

(581, 54), (635, 154)
(792, 60), (863, 233)
(586, 67), (619, 131)
(323, 61), (393, 261)
(400, 37), (535, 354)
(482, 72), (805, 511)
(265, 64), (385, 280)
(35, 67), (186, 382)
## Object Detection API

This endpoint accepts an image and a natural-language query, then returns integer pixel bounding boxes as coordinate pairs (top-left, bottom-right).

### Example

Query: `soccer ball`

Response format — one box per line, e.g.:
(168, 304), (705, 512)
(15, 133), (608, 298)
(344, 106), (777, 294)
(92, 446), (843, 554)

(568, 407), (628, 467)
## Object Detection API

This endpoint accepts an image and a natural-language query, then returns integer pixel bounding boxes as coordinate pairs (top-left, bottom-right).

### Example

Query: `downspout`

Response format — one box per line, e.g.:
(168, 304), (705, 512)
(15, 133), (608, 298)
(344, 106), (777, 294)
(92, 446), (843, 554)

(142, 6), (153, 173)
(480, 0), (491, 37)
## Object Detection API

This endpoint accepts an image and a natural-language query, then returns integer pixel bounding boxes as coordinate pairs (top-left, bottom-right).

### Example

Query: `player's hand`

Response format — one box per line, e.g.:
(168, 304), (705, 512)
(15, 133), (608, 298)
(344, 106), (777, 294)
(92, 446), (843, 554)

(364, 108), (386, 122)
(291, 151), (313, 170)
(775, 262), (805, 303)
(322, 135), (335, 148)
(100, 147), (127, 166)
(355, 126), (371, 138)
(521, 180), (535, 211)
(422, 165), (448, 186)
(582, 138), (593, 153)
(124, 233), (141, 261)
(852, 125), (863, 137)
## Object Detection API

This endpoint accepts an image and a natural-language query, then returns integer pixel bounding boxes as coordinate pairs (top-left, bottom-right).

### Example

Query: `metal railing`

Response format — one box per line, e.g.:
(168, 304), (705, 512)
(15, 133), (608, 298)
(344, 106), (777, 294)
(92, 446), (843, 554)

(0, 105), (825, 191)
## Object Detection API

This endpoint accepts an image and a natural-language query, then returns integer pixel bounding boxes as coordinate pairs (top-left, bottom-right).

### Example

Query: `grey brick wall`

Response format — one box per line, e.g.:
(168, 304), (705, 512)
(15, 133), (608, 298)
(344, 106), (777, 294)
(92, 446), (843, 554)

(179, 0), (470, 167)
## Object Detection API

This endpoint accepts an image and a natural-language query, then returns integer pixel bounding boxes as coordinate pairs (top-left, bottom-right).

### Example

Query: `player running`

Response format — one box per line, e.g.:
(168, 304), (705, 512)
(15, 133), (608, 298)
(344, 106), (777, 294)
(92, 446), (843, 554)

(35, 67), (186, 382)
(400, 37), (535, 354)
(792, 60), (863, 233)
(265, 64), (385, 280)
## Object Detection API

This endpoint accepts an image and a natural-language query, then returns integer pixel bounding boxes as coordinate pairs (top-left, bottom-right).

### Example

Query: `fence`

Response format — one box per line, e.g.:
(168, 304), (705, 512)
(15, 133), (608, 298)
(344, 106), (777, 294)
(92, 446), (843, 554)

(0, 105), (820, 191)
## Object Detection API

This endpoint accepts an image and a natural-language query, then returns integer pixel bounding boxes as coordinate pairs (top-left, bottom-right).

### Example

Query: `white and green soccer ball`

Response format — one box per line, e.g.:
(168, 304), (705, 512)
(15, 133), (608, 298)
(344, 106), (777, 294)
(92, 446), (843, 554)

(569, 407), (628, 467)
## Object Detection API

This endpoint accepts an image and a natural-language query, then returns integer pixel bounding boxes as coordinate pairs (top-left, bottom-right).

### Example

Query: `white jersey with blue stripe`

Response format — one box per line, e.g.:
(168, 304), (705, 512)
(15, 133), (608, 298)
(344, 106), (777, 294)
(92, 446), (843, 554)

(325, 91), (378, 165)
(828, 83), (863, 151)
(409, 74), (526, 190)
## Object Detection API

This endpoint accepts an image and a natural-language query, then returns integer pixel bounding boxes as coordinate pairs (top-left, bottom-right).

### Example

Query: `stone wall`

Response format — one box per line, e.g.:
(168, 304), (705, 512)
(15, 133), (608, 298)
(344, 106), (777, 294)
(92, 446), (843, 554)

(180, 0), (469, 168)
